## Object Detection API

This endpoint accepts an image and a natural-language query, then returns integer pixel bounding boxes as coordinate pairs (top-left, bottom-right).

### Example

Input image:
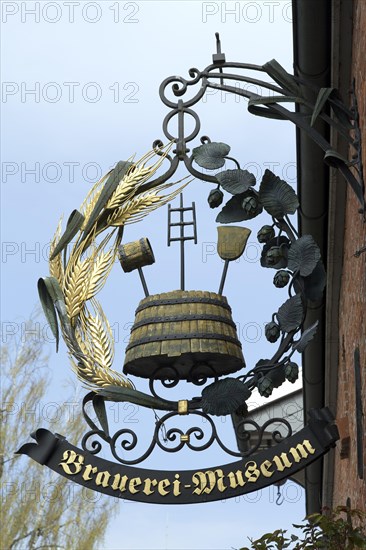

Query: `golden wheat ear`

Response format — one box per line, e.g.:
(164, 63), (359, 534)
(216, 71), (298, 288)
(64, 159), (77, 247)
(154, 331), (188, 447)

(42, 145), (185, 393)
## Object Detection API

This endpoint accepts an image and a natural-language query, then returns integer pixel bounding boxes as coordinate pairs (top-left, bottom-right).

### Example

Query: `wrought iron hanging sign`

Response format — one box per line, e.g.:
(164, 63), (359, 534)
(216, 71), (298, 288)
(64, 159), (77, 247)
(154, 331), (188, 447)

(18, 409), (337, 504)
(17, 34), (354, 504)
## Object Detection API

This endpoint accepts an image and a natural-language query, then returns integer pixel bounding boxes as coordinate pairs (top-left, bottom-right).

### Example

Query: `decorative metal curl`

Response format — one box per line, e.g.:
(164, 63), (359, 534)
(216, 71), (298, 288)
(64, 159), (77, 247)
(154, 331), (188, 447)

(138, 34), (364, 213)
(75, 34), (356, 467)
(110, 428), (156, 465)
(187, 362), (219, 386)
(148, 365), (184, 402)
(80, 400), (295, 466)
(148, 363), (218, 402)
(159, 69), (206, 109)
(234, 418), (293, 456)
(81, 430), (104, 455)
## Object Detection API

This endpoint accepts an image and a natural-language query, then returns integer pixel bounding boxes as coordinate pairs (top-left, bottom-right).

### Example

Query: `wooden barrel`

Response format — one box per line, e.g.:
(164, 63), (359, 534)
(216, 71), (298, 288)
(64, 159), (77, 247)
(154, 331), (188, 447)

(123, 290), (245, 380)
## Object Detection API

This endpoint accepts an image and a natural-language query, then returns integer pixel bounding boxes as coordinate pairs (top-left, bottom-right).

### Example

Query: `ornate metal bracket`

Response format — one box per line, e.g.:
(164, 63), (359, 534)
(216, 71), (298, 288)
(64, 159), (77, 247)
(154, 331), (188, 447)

(35, 34), (345, 470)
(81, 391), (293, 465)
(140, 33), (365, 215)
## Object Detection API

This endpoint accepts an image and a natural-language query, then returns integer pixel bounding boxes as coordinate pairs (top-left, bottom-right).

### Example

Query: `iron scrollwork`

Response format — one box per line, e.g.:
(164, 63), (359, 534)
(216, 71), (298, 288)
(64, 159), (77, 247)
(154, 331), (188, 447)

(37, 34), (354, 468)
(81, 390), (293, 465)
(141, 33), (364, 215)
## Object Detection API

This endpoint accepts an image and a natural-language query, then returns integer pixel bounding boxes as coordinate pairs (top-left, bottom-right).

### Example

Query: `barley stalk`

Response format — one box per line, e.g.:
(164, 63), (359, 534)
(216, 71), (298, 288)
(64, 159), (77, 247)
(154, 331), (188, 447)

(80, 305), (114, 369)
(106, 146), (174, 210)
(84, 249), (114, 301)
(49, 216), (64, 286)
(108, 182), (187, 227)
(73, 316), (132, 389)
(76, 361), (133, 389)
(106, 165), (151, 210)
(80, 171), (111, 230)
(50, 144), (185, 393)
(108, 194), (162, 226)
(64, 254), (91, 319)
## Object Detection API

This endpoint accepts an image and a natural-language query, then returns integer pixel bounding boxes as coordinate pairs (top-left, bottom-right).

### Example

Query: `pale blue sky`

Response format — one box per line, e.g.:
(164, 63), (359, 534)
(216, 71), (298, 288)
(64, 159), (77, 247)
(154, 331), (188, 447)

(1, 1), (305, 548)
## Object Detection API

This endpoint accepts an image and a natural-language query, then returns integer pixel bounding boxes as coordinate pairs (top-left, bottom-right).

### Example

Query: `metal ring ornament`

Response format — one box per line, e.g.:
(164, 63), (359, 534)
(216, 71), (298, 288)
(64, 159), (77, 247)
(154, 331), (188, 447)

(159, 69), (206, 108)
(162, 106), (201, 144)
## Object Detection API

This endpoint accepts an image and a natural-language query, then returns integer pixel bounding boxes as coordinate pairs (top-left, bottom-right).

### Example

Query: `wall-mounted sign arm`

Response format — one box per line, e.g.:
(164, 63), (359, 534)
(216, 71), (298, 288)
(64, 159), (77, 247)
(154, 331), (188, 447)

(137, 35), (365, 215)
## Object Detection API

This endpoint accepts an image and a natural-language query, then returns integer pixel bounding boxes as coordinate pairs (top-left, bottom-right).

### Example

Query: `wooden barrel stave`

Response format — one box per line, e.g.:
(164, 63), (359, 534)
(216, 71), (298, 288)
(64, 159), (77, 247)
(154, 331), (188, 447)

(123, 289), (245, 379)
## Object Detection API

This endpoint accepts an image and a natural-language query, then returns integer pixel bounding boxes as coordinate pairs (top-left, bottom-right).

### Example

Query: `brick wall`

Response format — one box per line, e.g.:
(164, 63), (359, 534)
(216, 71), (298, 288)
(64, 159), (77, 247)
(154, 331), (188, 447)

(332, 0), (366, 512)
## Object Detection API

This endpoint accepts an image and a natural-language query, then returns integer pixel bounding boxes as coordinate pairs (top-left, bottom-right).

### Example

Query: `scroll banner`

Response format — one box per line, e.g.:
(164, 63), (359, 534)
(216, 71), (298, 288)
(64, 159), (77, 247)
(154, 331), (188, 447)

(16, 407), (338, 505)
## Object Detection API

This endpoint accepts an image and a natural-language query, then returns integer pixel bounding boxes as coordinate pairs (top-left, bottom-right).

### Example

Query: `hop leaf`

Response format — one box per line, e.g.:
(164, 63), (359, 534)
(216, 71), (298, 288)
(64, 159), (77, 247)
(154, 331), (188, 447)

(192, 142), (230, 170)
(292, 321), (319, 353)
(216, 169), (256, 195)
(288, 235), (321, 277)
(216, 189), (262, 223)
(201, 378), (251, 416)
(294, 260), (326, 301)
(259, 169), (299, 218)
(277, 294), (303, 332)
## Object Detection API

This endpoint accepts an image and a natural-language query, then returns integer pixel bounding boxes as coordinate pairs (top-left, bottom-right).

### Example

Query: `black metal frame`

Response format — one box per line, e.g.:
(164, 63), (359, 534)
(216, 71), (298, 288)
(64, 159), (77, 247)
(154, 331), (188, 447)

(77, 33), (361, 466)
(139, 34), (364, 214)
(81, 390), (292, 466)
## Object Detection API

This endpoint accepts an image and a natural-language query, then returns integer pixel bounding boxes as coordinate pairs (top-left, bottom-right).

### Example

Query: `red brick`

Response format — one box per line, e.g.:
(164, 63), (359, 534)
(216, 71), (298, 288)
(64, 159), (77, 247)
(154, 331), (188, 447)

(332, 0), (366, 512)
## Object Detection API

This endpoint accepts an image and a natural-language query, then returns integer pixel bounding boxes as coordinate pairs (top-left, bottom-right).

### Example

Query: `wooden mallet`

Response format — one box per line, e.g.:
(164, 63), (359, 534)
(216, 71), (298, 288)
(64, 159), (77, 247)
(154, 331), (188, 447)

(118, 238), (155, 297)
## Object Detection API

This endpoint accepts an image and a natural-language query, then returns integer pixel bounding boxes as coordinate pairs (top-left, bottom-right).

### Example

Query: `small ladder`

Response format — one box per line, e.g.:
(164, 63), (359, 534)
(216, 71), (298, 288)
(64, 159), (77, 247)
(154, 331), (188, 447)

(167, 193), (197, 290)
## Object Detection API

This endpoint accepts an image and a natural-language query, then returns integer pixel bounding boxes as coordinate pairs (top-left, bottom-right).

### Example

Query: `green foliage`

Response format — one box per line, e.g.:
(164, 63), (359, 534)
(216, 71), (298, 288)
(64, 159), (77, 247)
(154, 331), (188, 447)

(81, 160), (132, 241)
(50, 209), (85, 260)
(215, 169), (256, 194)
(192, 141), (230, 169)
(277, 294), (303, 333)
(240, 507), (366, 550)
(201, 378), (251, 416)
(37, 276), (66, 352)
(262, 59), (301, 96)
(259, 169), (299, 218)
(311, 87), (335, 127)
(301, 260), (327, 302)
(292, 321), (319, 353)
(216, 189), (262, 223)
(0, 320), (119, 550)
(287, 236), (321, 277)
